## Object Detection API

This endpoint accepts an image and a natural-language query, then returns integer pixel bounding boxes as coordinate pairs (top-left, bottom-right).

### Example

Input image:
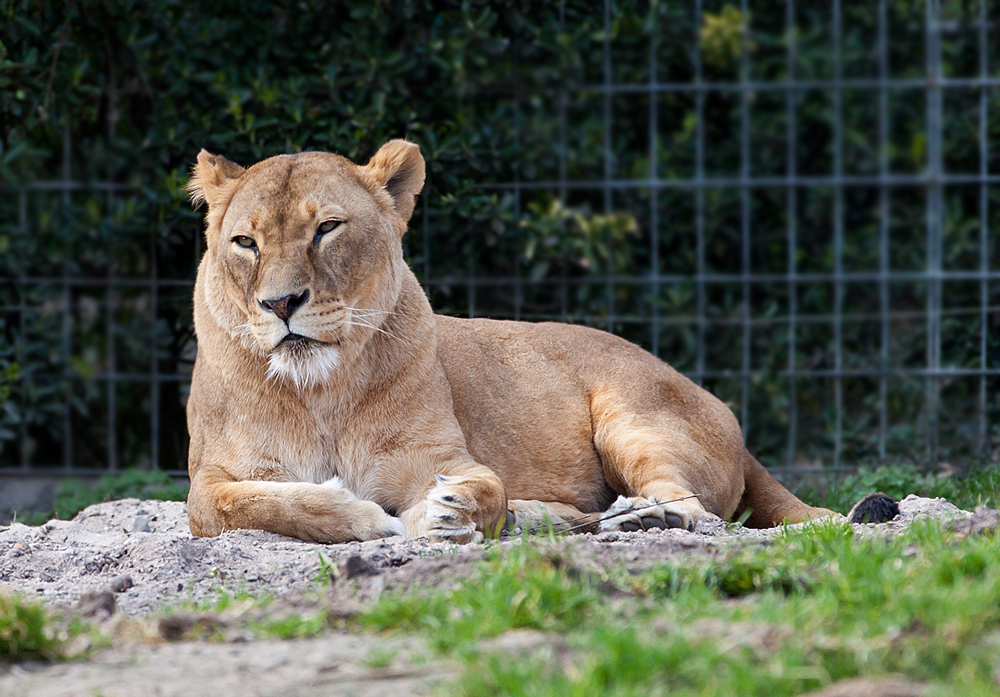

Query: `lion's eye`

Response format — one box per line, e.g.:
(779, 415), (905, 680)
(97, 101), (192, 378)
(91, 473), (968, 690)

(316, 220), (342, 237)
(232, 235), (257, 249)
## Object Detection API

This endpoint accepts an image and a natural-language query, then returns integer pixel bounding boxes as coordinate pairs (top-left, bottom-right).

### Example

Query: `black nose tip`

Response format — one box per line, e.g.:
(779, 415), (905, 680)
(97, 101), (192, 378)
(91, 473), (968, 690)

(260, 290), (310, 323)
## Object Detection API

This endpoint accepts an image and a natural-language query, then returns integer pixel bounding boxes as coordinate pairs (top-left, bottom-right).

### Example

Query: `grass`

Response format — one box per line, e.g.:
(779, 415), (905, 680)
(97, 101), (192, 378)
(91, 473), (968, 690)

(355, 516), (1000, 696)
(4, 465), (999, 696)
(9, 468), (189, 526)
(361, 544), (600, 652)
(0, 592), (92, 660)
(815, 462), (1000, 513)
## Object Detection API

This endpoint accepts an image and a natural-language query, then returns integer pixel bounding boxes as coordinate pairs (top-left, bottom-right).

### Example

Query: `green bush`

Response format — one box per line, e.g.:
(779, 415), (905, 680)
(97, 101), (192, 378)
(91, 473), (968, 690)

(1, 1), (996, 472)
(820, 463), (1000, 513)
(0, 592), (67, 660)
(52, 468), (188, 520)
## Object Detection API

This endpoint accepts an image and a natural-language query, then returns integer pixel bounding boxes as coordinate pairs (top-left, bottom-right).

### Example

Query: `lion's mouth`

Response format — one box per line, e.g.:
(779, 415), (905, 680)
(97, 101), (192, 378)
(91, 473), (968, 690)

(275, 333), (338, 352)
(279, 333), (315, 347)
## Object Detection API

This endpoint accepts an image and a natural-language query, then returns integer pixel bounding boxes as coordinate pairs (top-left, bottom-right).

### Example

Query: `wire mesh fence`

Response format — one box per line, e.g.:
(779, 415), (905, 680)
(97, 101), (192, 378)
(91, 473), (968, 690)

(1, 0), (998, 478)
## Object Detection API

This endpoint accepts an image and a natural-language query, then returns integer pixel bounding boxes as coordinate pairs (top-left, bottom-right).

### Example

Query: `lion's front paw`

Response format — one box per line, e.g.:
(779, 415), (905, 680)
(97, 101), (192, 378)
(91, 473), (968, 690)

(410, 475), (485, 544)
(597, 495), (718, 533)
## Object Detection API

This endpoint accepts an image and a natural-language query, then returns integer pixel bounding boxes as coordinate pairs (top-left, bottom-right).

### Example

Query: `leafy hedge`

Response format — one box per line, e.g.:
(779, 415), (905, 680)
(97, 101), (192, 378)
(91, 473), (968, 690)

(0, 0), (997, 472)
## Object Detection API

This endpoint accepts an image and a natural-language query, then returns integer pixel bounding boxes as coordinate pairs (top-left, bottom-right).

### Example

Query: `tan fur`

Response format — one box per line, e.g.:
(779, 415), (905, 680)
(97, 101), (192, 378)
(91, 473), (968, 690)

(185, 140), (834, 544)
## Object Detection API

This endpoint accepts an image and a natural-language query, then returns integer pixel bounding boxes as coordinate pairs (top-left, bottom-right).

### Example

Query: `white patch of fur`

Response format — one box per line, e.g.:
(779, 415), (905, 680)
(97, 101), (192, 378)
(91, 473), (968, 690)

(385, 517), (406, 537)
(320, 476), (356, 500)
(322, 477), (404, 537)
(266, 344), (341, 390)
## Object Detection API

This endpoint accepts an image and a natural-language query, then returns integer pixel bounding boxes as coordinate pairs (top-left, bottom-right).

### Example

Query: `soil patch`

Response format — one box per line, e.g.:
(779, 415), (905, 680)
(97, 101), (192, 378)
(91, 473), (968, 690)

(0, 494), (974, 615)
(0, 494), (984, 697)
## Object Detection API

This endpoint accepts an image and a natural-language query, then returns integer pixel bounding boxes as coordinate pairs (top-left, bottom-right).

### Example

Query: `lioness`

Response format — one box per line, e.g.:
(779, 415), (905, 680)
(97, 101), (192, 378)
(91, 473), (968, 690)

(185, 139), (840, 544)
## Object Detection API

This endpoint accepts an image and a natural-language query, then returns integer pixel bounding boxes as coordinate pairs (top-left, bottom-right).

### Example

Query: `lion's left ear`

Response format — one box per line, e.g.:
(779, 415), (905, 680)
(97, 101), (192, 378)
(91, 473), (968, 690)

(187, 149), (246, 210)
(364, 140), (426, 223)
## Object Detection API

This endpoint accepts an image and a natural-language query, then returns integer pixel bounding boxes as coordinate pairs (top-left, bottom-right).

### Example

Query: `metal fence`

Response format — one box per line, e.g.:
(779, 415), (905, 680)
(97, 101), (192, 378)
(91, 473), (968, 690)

(2, 0), (998, 479)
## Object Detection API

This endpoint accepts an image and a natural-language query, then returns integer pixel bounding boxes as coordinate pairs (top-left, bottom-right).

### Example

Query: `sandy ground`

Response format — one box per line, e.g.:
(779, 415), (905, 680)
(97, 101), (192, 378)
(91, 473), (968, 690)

(0, 495), (993, 697)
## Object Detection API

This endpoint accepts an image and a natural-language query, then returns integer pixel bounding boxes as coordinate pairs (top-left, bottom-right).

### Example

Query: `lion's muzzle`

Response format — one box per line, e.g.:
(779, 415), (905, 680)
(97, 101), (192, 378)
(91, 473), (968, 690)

(260, 289), (310, 323)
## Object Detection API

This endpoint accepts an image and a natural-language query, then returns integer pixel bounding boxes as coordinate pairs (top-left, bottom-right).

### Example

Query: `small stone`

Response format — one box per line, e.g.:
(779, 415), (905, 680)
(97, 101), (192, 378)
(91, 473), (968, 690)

(110, 574), (134, 593)
(132, 516), (151, 533)
(950, 507), (1000, 536)
(342, 554), (378, 579)
(795, 677), (929, 697)
(326, 598), (362, 621)
(158, 614), (224, 641)
(76, 591), (116, 621)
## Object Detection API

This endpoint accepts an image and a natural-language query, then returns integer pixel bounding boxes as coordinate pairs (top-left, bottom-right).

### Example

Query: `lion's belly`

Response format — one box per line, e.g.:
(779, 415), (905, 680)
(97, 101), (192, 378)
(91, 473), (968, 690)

(436, 317), (615, 513)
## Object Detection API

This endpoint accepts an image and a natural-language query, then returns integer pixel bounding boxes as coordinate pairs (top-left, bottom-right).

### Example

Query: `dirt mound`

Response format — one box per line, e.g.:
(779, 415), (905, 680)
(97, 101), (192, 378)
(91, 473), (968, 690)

(0, 495), (986, 697)
(0, 494), (973, 616)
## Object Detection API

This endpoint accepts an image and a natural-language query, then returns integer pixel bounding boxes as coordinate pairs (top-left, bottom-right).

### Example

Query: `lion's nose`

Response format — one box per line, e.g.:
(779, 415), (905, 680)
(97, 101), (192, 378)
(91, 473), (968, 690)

(260, 290), (310, 323)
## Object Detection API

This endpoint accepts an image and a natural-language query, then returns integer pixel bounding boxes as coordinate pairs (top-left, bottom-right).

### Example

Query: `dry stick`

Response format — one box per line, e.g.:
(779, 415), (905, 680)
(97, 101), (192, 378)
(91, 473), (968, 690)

(517, 494), (701, 536)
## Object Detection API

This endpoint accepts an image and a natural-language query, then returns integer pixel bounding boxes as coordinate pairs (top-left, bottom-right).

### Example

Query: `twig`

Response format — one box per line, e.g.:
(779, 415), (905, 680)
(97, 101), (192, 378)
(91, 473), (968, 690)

(517, 494), (700, 535)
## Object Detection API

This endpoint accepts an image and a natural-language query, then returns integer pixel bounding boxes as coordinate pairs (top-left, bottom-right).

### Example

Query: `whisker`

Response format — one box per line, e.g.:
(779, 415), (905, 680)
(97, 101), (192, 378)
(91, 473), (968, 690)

(342, 306), (396, 317)
(343, 319), (397, 340)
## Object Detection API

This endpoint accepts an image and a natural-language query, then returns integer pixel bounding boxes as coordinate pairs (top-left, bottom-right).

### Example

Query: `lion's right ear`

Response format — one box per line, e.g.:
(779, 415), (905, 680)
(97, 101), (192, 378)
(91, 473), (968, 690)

(364, 140), (426, 223)
(187, 149), (246, 209)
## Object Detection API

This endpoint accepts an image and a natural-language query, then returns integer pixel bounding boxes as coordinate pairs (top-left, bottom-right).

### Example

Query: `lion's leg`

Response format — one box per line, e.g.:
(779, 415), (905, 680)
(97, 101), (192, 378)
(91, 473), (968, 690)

(399, 463), (508, 543)
(506, 500), (601, 533)
(592, 410), (835, 531)
(591, 414), (733, 533)
(187, 471), (404, 543)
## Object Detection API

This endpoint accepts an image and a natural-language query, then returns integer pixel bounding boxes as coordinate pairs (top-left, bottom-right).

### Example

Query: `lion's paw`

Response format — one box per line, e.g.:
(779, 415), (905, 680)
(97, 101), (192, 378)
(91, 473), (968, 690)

(597, 495), (717, 533)
(415, 475), (485, 544)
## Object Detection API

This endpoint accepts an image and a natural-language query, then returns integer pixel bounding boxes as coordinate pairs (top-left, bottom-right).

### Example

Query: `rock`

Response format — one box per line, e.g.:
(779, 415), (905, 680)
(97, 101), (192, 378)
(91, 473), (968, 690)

(76, 590), (116, 621)
(132, 516), (151, 533)
(896, 495), (964, 521)
(342, 554), (378, 579)
(158, 614), (225, 641)
(949, 507), (1000, 536)
(325, 598), (363, 621)
(111, 574), (135, 593)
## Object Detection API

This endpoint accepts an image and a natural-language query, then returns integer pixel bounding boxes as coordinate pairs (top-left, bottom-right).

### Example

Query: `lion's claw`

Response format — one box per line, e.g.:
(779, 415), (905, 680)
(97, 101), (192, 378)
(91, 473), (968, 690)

(598, 494), (716, 533)
(416, 479), (482, 544)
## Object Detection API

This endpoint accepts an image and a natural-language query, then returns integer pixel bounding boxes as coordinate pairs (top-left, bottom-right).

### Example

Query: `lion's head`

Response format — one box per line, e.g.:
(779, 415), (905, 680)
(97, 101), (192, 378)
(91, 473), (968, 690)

(188, 140), (425, 388)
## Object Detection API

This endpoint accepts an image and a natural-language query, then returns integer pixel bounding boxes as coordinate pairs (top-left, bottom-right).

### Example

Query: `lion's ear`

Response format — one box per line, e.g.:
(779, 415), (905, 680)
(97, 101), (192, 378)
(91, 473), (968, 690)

(364, 140), (426, 223)
(187, 149), (246, 209)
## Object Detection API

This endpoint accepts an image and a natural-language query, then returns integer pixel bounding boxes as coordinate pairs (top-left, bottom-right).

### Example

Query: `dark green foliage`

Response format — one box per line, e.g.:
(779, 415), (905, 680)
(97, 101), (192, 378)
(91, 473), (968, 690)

(0, 1), (997, 472)
(51, 468), (188, 521)
(820, 463), (1000, 513)
(650, 551), (816, 599)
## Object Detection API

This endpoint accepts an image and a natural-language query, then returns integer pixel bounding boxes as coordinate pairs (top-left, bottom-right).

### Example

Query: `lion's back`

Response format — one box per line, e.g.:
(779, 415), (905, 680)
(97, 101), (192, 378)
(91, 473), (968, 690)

(434, 315), (745, 512)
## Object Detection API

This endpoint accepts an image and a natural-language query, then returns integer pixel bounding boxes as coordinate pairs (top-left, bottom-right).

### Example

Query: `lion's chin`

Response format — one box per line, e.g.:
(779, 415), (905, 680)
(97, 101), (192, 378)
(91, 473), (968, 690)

(266, 340), (341, 390)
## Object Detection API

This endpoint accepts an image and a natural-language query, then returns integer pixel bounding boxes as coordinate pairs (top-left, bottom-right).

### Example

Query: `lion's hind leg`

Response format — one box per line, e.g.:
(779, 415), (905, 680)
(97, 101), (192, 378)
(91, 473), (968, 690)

(506, 500), (603, 534)
(589, 395), (738, 533)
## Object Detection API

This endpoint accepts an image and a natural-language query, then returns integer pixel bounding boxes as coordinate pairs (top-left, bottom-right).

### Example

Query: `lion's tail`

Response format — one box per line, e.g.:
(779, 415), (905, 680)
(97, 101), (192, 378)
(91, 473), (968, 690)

(735, 453), (898, 527)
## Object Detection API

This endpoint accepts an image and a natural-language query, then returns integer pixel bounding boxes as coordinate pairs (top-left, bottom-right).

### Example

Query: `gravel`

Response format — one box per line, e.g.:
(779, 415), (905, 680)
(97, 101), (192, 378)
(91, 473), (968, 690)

(0, 494), (986, 697)
(0, 494), (976, 616)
